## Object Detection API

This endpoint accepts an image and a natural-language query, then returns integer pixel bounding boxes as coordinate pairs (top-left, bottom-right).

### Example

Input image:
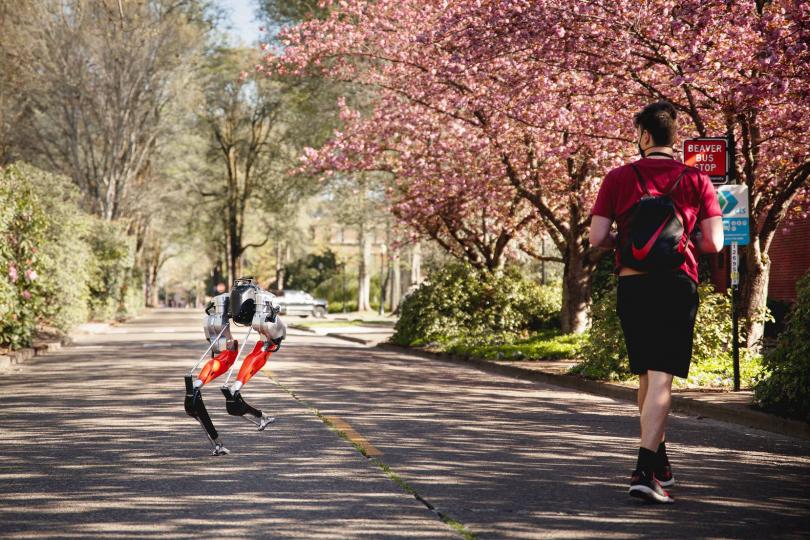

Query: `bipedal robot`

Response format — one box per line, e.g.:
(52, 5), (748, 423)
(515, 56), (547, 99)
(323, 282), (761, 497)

(184, 277), (287, 455)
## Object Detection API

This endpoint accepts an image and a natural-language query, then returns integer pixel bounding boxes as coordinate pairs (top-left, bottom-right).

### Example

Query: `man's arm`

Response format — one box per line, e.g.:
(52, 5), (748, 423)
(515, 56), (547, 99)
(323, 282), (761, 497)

(589, 215), (617, 249)
(692, 216), (724, 254)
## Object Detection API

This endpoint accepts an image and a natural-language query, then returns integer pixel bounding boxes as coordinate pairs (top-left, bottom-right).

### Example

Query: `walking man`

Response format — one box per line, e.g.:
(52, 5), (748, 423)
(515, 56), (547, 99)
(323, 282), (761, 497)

(589, 101), (724, 503)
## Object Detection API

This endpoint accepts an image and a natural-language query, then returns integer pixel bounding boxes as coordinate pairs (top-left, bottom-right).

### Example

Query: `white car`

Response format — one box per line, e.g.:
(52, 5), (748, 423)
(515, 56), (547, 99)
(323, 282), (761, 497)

(273, 289), (328, 318)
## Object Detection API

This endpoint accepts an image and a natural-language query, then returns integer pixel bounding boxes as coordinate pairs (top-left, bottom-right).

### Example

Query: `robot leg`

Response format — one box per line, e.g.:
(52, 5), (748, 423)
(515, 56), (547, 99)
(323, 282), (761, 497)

(184, 375), (229, 455)
(222, 341), (277, 430)
(197, 348), (238, 385)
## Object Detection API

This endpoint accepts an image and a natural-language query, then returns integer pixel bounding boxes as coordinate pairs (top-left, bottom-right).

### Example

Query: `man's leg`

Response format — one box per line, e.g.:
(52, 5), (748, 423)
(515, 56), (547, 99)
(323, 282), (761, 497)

(629, 370), (674, 503)
(640, 370), (673, 450)
(637, 373), (648, 415)
(638, 373), (666, 446)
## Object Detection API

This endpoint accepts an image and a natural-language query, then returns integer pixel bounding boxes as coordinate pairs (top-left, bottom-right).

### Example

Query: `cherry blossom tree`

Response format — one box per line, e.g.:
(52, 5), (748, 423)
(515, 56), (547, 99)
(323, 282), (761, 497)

(300, 98), (537, 271)
(461, 0), (810, 345)
(263, 0), (620, 332)
(262, 0), (809, 338)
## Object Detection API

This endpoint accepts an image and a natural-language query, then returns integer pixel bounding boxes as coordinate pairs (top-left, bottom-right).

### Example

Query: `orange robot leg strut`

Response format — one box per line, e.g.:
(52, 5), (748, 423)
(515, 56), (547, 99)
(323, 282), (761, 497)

(197, 349), (238, 386)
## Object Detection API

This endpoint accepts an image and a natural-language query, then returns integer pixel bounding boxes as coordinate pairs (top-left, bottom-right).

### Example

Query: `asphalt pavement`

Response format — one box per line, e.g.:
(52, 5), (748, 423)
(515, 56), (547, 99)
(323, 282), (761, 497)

(1, 309), (808, 539)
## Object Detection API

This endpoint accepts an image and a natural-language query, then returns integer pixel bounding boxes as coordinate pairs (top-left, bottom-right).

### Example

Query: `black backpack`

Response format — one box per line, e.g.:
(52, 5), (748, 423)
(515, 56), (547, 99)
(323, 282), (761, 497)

(619, 164), (690, 272)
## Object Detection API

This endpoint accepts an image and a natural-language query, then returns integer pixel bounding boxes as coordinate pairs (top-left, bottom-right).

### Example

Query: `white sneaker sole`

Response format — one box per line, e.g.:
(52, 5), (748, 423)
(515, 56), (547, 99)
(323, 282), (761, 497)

(629, 484), (674, 503)
(258, 417), (276, 431)
(658, 476), (675, 488)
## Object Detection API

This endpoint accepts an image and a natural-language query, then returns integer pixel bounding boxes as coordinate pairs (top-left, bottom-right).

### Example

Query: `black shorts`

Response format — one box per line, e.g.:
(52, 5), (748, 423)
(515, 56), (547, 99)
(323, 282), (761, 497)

(616, 272), (699, 378)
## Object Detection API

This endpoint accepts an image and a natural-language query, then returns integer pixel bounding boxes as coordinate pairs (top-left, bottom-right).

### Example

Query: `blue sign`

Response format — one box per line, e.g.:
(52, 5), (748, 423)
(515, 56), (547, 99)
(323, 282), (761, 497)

(717, 185), (750, 246)
(723, 218), (749, 245)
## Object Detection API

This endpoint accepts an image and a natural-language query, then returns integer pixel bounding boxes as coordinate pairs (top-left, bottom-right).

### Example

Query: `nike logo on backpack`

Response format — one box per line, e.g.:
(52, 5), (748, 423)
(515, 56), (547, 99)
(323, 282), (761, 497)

(632, 217), (671, 260)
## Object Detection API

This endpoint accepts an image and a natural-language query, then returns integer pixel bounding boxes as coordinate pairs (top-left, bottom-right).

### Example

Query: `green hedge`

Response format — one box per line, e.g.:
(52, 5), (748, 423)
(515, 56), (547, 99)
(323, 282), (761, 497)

(573, 278), (763, 387)
(392, 263), (561, 346)
(0, 165), (51, 348)
(0, 163), (142, 349)
(755, 270), (810, 422)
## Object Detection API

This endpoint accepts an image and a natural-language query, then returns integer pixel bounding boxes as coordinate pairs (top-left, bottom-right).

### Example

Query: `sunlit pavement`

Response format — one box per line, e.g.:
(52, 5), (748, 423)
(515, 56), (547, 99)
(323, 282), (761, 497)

(1, 309), (808, 539)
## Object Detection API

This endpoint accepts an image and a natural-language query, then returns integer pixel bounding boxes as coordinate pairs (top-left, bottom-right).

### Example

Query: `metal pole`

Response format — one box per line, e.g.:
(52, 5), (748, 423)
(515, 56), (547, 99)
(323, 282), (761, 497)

(731, 242), (740, 391)
(187, 323), (230, 376)
(728, 129), (741, 392)
(222, 326), (253, 386)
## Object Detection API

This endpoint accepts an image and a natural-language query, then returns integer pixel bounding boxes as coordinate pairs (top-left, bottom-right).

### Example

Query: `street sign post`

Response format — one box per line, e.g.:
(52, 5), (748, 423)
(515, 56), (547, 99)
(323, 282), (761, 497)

(717, 184), (748, 391)
(683, 137), (729, 184)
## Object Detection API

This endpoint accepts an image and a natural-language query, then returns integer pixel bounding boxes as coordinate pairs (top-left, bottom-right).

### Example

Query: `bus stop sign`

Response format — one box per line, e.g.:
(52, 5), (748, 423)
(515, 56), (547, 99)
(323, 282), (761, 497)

(683, 137), (728, 184)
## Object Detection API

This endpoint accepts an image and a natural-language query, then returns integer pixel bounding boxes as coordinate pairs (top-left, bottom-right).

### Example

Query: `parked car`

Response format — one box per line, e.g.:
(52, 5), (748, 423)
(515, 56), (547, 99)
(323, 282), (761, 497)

(272, 289), (328, 318)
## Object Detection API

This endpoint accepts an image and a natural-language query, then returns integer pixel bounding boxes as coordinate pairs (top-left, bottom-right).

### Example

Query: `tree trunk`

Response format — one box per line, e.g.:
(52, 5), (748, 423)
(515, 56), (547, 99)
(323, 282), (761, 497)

(380, 252), (390, 315)
(560, 242), (593, 334)
(357, 225), (372, 311)
(739, 240), (771, 349)
(410, 242), (422, 286)
(275, 240), (285, 290)
(392, 250), (401, 309)
(146, 251), (160, 308)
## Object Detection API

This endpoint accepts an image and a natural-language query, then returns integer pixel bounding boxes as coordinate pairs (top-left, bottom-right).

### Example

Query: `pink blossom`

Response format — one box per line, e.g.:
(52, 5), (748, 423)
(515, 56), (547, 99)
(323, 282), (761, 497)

(25, 269), (37, 281)
(22, 290), (31, 300)
(8, 265), (17, 282)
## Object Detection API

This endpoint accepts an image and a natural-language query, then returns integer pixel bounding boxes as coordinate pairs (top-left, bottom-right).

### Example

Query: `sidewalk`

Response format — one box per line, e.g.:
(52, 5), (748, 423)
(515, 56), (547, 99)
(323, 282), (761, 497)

(378, 344), (810, 442)
(287, 317), (810, 441)
(288, 315), (396, 346)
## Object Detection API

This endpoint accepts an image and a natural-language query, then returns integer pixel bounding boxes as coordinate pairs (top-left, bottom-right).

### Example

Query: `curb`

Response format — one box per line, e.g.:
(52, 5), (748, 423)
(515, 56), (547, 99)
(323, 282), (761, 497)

(289, 324), (317, 334)
(376, 343), (810, 442)
(325, 332), (375, 346)
(289, 324), (377, 346)
(0, 335), (72, 371)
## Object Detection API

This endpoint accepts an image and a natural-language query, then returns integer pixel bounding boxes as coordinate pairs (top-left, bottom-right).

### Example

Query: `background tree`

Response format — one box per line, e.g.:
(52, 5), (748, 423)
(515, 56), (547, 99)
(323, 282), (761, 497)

(9, 0), (208, 221)
(193, 48), (287, 283)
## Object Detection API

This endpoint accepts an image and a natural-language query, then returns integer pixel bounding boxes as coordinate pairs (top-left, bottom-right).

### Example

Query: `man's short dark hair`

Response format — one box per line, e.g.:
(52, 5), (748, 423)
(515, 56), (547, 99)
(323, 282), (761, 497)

(634, 101), (677, 147)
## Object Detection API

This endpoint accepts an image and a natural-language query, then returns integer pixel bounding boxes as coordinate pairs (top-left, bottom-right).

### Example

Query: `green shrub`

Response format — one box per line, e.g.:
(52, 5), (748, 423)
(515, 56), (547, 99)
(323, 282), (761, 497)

(392, 263), (561, 346)
(86, 220), (139, 321)
(314, 269), (358, 305)
(754, 270), (810, 422)
(0, 163), (142, 349)
(0, 165), (49, 348)
(572, 280), (628, 381)
(573, 279), (761, 387)
(21, 165), (93, 331)
(284, 250), (338, 292)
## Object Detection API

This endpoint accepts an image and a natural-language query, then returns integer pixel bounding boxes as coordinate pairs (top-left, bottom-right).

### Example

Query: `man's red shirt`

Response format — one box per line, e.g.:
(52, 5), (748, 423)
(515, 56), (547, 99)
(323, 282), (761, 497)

(591, 157), (722, 283)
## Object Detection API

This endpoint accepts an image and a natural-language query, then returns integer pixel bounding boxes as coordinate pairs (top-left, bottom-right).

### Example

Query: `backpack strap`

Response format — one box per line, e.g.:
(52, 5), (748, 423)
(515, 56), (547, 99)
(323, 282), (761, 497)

(663, 167), (689, 196)
(630, 164), (651, 196)
(631, 164), (689, 196)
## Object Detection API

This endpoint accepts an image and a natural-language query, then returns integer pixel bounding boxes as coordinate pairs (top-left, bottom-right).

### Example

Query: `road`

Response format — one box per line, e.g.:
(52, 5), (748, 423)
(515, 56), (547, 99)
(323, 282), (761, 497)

(1, 309), (808, 539)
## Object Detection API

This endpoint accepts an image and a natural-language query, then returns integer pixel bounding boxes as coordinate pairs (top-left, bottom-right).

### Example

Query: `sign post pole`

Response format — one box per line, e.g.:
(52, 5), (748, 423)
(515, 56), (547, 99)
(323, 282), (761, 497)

(715, 131), (746, 392)
(731, 241), (740, 391)
(728, 130), (740, 392)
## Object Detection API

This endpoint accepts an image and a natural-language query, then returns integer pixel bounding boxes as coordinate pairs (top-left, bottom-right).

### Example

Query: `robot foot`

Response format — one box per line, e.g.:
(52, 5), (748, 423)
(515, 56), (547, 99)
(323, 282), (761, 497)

(212, 442), (230, 456)
(257, 414), (275, 431)
(222, 387), (263, 417)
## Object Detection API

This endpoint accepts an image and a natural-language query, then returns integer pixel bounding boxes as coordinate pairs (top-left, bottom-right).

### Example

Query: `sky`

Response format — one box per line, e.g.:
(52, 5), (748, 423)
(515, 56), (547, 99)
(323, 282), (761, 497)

(214, 0), (264, 46)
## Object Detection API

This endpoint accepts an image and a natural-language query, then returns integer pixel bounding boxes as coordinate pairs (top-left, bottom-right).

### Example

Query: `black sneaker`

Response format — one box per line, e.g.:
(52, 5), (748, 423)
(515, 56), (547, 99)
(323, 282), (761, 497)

(629, 469), (674, 503)
(656, 464), (675, 488)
